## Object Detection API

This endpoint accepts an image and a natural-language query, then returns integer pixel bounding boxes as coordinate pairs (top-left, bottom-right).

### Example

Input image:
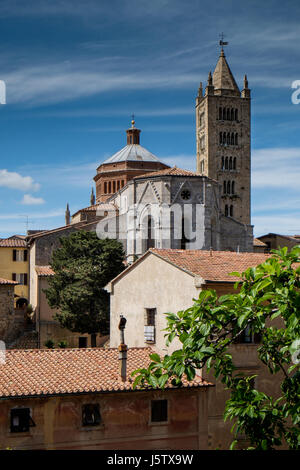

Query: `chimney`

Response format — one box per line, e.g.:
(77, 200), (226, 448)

(118, 315), (128, 382)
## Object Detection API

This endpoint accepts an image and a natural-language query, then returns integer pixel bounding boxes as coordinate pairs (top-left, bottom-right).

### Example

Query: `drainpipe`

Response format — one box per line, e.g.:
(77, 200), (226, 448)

(118, 315), (127, 382)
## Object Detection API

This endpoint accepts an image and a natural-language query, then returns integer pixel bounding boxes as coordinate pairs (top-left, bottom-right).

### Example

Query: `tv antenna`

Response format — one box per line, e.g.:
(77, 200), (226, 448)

(18, 215), (33, 234)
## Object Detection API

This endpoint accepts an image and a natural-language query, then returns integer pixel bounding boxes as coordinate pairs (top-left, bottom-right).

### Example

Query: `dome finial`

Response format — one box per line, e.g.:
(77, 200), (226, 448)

(131, 113), (135, 128)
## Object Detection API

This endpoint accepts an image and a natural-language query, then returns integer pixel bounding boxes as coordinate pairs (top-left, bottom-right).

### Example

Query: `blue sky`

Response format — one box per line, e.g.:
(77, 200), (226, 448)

(0, 0), (299, 237)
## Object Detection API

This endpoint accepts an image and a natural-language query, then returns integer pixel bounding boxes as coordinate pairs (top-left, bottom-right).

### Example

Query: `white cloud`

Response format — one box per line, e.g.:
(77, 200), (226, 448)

(0, 169), (40, 192)
(21, 194), (45, 205)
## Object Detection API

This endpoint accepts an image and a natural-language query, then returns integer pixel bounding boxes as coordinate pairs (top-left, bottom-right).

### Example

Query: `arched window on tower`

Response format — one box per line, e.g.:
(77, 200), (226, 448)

(233, 157), (236, 170)
(230, 205), (233, 217)
(227, 181), (231, 194)
(235, 133), (238, 145)
(227, 108), (230, 120)
(219, 132), (223, 144)
(223, 132), (226, 145)
(221, 156), (225, 170)
(223, 108), (226, 120)
(227, 133), (230, 145)
(231, 109), (234, 121)
(225, 157), (228, 170)
(225, 205), (228, 216)
(231, 133), (235, 145)
(229, 157), (232, 170)
(219, 107), (222, 120)
(235, 109), (238, 121)
(223, 181), (227, 194)
(231, 181), (235, 194)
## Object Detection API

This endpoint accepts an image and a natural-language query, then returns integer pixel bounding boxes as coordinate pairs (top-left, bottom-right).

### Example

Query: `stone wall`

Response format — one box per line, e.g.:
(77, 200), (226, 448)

(0, 284), (15, 343)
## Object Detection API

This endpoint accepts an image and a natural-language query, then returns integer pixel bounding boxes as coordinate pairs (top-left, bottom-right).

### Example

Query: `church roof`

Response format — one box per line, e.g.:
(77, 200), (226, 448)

(101, 144), (162, 164)
(212, 50), (240, 95)
(134, 166), (199, 179)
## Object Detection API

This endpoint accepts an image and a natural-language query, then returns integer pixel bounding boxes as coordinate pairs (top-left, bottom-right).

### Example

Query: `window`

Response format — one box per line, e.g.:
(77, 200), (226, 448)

(78, 337), (87, 348)
(10, 408), (35, 433)
(151, 400), (168, 423)
(231, 181), (235, 194)
(225, 205), (228, 217)
(144, 308), (156, 343)
(200, 136), (205, 150)
(230, 205), (233, 217)
(235, 133), (238, 145)
(225, 157), (228, 170)
(221, 157), (224, 170)
(199, 112), (205, 127)
(13, 250), (27, 262)
(200, 160), (205, 173)
(12, 273), (28, 285)
(235, 109), (238, 121)
(146, 216), (155, 250)
(219, 107), (222, 120)
(112, 181), (116, 192)
(108, 181), (111, 193)
(104, 182), (107, 194)
(233, 157), (236, 170)
(82, 404), (101, 426)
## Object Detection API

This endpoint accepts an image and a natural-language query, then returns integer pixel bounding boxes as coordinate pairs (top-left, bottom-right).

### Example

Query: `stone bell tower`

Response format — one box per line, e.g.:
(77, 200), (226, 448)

(196, 47), (251, 225)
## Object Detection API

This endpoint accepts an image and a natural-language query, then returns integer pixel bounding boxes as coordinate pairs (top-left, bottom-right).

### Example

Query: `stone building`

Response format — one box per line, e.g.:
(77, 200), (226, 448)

(106, 248), (285, 449)
(257, 233), (300, 252)
(196, 48), (251, 225)
(0, 347), (211, 450)
(0, 277), (18, 344)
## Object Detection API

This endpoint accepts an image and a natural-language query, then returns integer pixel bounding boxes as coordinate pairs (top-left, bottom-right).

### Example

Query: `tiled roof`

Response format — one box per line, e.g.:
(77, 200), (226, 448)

(134, 166), (199, 179)
(0, 277), (18, 285)
(0, 348), (211, 398)
(72, 203), (117, 217)
(149, 249), (270, 282)
(0, 237), (27, 248)
(26, 220), (99, 242)
(35, 266), (55, 277)
(253, 238), (267, 247)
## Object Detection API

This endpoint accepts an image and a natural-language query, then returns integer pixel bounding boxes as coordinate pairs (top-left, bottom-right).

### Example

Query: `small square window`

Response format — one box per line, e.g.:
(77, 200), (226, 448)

(82, 404), (101, 426)
(10, 408), (35, 433)
(79, 337), (87, 348)
(151, 400), (168, 423)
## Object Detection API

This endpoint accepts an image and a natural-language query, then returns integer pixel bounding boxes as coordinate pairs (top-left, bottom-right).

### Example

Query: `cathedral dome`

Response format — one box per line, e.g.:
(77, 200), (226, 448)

(102, 144), (162, 164)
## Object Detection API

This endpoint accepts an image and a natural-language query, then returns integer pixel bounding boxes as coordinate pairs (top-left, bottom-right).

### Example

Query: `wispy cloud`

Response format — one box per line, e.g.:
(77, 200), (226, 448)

(0, 169), (40, 192)
(21, 194), (45, 205)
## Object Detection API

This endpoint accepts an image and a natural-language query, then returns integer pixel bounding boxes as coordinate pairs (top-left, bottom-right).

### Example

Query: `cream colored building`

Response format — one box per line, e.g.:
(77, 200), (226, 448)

(0, 236), (29, 305)
(106, 248), (285, 449)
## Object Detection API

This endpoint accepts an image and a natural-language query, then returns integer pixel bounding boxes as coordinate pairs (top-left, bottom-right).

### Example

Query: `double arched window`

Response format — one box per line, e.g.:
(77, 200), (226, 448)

(225, 205), (234, 217)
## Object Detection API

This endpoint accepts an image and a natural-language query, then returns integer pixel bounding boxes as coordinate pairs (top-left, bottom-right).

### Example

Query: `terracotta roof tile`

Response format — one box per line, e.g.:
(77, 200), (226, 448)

(35, 266), (55, 277)
(0, 277), (18, 285)
(134, 166), (200, 179)
(0, 348), (211, 398)
(150, 249), (270, 282)
(253, 238), (267, 247)
(72, 203), (117, 217)
(0, 237), (27, 248)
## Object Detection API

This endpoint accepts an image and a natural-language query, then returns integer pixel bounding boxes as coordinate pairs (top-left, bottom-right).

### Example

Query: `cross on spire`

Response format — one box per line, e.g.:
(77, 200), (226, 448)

(219, 32), (228, 49)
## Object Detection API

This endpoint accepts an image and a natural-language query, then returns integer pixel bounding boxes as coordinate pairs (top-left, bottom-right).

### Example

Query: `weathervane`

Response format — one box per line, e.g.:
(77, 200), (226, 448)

(219, 32), (228, 48)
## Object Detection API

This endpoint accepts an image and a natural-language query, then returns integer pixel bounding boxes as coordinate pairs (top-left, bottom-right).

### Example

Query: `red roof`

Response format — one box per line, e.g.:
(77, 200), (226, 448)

(0, 277), (18, 285)
(0, 348), (211, 398)
(253, 238), (267, 247)
(149, 249), (270, 282)
(134, 166), (200, 179)
(0, 237), (27, 248)
(35, 266), (55, 277)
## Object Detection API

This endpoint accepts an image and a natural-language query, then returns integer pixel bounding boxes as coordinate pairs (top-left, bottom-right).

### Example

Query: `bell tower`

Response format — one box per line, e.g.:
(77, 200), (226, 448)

(196, 45), (251, 225)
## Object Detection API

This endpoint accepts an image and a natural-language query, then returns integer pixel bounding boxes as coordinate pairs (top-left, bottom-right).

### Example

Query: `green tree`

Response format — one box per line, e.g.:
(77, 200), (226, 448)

(133, 246), (300, 449)
(45, 231), (125, 346)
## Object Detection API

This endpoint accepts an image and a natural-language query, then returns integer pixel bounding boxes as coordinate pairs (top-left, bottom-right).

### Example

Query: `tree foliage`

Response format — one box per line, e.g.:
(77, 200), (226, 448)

(45, 231), (125, 337)
(133, 246), (300, 449)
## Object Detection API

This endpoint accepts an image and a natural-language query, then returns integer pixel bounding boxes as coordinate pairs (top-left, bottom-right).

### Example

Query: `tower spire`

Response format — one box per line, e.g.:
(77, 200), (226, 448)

(90, 187), (95, 206)
(65, 203), (70, 226)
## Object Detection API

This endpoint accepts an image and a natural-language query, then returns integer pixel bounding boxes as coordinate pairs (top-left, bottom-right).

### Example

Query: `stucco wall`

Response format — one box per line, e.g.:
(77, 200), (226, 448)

(0, 247), (29, 300)
(0, 387), (209, 450)
(109, 253), (200, 353)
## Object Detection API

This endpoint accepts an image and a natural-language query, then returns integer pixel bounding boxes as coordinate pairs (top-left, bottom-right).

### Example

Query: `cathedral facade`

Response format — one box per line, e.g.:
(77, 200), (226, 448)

(70, 48), (253, 261)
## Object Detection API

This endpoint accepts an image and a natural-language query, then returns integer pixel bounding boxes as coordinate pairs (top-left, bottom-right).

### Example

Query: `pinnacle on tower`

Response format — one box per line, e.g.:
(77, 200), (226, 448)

(65, 203), (70, 226)
(90, 187), (95, 206)
(212, 49), (240, 95)
(208, 71), (212, 86)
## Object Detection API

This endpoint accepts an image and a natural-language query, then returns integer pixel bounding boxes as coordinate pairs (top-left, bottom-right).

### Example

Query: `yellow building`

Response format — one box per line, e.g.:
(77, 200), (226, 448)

(0, 235), (29, 306)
